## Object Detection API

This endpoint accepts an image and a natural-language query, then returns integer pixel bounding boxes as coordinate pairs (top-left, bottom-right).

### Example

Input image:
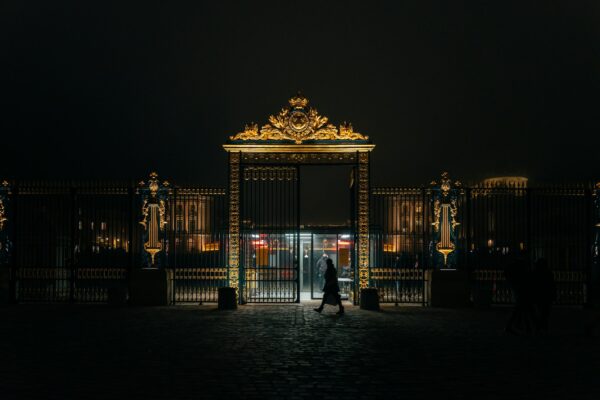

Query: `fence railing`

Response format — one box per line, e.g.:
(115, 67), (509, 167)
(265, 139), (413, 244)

(0, 180), (597, 306)
(1, 181), (229, 304)
(370, 183), (596, 305)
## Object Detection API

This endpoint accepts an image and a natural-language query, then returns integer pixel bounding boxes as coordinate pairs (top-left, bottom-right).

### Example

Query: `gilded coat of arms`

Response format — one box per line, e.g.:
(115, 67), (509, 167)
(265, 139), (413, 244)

(230, 93), (369, 144)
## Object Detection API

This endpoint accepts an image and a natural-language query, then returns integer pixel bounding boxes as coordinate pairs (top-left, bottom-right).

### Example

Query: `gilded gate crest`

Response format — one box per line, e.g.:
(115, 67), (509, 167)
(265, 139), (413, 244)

(229, 93), (369, 144)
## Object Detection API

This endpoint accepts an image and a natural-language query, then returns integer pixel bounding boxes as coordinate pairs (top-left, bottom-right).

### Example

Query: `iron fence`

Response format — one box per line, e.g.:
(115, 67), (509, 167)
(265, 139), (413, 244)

(2, 181), (228, 304)
(370, 187), (430, 304)
(7, 181), (134, 303)
(0, 179), (595, 306)
(371, 183), (594, 305)
(167, 187), (228, 303)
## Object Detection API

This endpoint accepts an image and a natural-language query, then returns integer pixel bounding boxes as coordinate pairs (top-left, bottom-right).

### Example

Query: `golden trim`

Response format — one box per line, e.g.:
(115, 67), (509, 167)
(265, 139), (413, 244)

(0, 200), (6, 231)
(228, 153), (241, 297)
(357, 152), (370, 289)
(436, 243), (455, 266)
(430, 171), (461, 198)
(0, 181), (8, 231)
(223, 144), (375, 153)
(138, 172), (170, 266)
(229, 94), (370, 144)
(431, 172), (460, 266)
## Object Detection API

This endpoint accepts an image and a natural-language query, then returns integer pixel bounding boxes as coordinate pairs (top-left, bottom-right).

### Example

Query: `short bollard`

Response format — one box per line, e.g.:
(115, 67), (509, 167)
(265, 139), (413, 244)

(218, 287), (237, 310)
(360, 288), (380, 311)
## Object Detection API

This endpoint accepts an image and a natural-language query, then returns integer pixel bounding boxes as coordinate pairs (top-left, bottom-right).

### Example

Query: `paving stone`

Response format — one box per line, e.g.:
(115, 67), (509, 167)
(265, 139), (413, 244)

(0, 303), (599, 399)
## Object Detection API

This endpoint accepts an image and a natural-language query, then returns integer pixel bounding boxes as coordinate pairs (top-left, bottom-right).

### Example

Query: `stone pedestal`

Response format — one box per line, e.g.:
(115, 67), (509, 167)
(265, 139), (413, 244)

(218, 287), (237, 310)
(360, 288), (380, 311)
(0, 268), (10, 305)
(426, 269), (471, 308)
(130, 268), (173, 306)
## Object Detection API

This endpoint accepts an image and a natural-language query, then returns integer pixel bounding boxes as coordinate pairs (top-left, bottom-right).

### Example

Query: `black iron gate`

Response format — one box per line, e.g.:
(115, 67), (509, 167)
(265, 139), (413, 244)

(167, 187), (228, 303)
(11, 182), (133, 303)
(370, 187), (430, 304)
(240, 166), (300, 303)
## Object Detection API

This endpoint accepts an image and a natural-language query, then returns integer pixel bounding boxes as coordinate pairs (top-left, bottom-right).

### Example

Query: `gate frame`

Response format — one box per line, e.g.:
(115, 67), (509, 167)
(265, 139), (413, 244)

(225, 146), (374, 304)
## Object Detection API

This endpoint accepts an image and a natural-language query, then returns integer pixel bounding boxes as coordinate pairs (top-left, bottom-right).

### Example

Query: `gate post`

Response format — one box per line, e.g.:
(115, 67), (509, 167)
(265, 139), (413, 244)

(0, 181), (11, 304)
(429, 172), (462, 269)
(357, 151), (370, 290)
(357, 152), (379, 310)
(130, 172), (173, 306)
(228, 152), (241, 302)
(427, 172), (470, 308)
(592, 182), (600, 307)
(137, 172), (171, 268)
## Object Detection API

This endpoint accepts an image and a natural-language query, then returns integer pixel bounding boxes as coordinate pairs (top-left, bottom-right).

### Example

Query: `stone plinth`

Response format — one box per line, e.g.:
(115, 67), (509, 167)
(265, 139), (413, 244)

(218, 287), (237, 310)
(130, 268), (173, 306)
(360, 288), (380, 311)
(426, 269), (471, 308)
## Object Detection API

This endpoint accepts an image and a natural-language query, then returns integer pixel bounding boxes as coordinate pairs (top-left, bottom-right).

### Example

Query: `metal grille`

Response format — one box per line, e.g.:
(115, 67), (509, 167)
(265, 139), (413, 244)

(372, 184), (594, 305)
(167, 187), (228, 303)
(11, 181), (133, 303)
(468, 184), (591, 305)
(370, 188), (430, 304)
(5, 181), (229, 304)
(240, 166), (299, 303)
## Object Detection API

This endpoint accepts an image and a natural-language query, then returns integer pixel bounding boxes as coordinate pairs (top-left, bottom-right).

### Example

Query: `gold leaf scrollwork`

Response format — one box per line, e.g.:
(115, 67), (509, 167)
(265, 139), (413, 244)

(230, 94), (369, 144)
(0, 200), (6, 231)
(0, 181), (8, 231)
(138, 172), (170, 266)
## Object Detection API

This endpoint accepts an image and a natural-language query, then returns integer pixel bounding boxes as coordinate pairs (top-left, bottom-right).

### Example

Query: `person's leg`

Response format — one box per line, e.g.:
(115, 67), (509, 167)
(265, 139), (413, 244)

(314, 294), (326, 312)
(337, 293), (344, 314)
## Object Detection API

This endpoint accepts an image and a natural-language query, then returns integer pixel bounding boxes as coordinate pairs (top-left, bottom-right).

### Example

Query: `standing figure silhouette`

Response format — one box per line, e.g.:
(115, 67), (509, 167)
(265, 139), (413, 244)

(314, 259), (344, 314)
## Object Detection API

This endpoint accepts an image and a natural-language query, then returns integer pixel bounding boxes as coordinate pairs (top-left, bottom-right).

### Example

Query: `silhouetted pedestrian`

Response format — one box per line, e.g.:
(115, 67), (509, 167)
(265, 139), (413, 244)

(314, 259), (344, 314)
(316, 253), (328, 292)
(532, 258), (555, 334)
(505, 254), (535, 335)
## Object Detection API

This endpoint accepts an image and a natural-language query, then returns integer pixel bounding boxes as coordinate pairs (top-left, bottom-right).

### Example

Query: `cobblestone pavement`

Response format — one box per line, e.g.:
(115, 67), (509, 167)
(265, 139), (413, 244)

(1, 302), (599, 399)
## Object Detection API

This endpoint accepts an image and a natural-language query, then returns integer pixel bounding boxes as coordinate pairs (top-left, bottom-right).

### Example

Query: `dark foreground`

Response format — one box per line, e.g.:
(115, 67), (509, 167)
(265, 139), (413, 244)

(1, 303), (599, 399)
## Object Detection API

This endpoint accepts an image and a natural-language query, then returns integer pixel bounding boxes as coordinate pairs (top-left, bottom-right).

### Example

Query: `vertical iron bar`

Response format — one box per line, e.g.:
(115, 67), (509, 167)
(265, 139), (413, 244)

(296, 165), (301, 303)
(10, 184), (18, 304)
(69, 186), (76, 303)
(128, 181), (135, 304)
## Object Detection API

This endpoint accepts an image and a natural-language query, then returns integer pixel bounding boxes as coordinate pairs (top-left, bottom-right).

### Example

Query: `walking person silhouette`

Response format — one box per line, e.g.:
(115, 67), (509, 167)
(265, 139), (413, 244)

(314, 259), (344, 315)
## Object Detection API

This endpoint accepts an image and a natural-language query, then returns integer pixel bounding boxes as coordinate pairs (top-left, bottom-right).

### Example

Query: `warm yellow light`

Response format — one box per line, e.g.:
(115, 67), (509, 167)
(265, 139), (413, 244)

(383, 243), (397, 252)
(202, 242), (220, 252)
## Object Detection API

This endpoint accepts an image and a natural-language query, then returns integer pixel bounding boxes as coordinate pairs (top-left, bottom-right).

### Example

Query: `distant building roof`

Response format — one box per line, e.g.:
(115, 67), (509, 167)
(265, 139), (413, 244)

(481, 176), (528, 187)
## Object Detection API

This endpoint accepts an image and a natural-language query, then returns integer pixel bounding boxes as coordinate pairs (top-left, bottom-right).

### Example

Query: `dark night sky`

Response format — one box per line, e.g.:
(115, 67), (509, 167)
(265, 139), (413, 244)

(1, 1), (599, 186)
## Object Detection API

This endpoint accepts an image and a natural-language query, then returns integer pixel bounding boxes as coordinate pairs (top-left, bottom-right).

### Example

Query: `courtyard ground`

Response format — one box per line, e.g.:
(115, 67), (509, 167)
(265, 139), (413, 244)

(1, 302), (599, 399)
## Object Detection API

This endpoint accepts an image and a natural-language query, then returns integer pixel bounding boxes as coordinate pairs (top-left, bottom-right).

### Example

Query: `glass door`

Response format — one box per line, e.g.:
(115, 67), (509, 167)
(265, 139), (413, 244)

(311, 233), (337, 299)
(337, 234), (353, 300)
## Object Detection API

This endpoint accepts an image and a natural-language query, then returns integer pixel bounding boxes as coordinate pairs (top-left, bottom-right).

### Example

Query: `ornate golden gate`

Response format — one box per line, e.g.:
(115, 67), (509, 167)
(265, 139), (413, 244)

(224, 94), (374, 303)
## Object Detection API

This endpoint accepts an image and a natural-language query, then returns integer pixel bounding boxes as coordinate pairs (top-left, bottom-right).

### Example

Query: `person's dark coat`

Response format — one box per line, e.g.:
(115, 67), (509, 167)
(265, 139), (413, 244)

(322, 266), (340, 294)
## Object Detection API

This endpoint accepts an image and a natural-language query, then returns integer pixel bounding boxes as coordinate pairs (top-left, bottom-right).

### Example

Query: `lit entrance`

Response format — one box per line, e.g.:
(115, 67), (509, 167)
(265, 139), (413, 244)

(299, 230), (354, 301)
